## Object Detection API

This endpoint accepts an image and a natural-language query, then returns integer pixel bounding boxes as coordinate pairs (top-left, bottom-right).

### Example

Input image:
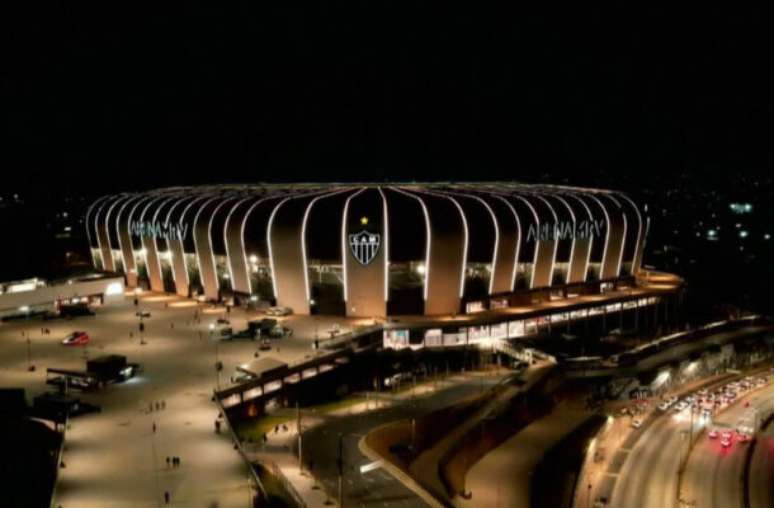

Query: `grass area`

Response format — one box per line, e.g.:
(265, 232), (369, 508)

(233, 395), (369, 442)
(234, 414), (294, 443)
(304, 395), (367, 414)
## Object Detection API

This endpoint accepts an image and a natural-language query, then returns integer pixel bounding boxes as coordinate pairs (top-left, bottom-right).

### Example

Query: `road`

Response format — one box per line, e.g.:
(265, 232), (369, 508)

(608, 372), (773, 508)
(0, 292), (362, 507)
(300, 374), (505, 508)
(681, 382), (774, 508)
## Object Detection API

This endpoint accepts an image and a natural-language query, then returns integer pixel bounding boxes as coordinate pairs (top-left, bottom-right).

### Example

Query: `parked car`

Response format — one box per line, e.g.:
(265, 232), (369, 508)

(708, 429), (718, 439)
(631, 418), (643, 429)
(62, 331), (90, 346)
(258, 339), (272, 351)
(136, 310), (151, 318)
(265, 306), (292, 317)
(216, 318), (230, 325)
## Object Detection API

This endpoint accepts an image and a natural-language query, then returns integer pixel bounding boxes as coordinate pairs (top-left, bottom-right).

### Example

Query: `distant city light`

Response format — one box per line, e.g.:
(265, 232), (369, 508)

(765, 233), (771, 240)
(739, 230), (749, 239)
(415, 264), (426, 275)
(729, 202), (753, 214)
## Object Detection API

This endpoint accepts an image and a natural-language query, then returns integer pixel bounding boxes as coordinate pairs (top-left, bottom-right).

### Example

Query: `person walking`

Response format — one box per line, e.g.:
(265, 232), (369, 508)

(166, 456), (170, 468)
(164, 491), (170, 504)
(152, 422), (157, 433)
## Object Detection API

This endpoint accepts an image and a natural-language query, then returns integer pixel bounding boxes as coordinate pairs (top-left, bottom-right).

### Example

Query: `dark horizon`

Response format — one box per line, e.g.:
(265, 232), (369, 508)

(2, 5), (772, 194)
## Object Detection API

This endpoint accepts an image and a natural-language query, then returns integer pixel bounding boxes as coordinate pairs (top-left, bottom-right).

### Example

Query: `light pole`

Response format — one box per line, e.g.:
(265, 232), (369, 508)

(337, 433), (344, 508)
(26, 334), (35, 371)
(297, 403), (303, 473)
(211, 324), (222, 390)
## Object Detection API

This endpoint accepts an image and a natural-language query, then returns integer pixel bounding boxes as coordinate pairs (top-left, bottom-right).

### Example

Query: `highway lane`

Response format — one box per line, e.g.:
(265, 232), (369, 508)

(682, 383), (774, 508)
(610, 407), (696, 508)
(749, 420), (774, 508)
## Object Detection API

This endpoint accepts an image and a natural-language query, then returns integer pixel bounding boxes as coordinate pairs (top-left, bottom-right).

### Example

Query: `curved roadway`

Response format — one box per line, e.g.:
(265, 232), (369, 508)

(610, 375), (773, 508)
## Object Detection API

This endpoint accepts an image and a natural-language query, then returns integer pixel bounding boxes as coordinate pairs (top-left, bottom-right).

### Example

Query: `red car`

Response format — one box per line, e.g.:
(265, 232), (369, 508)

(62, 331), (90, 346)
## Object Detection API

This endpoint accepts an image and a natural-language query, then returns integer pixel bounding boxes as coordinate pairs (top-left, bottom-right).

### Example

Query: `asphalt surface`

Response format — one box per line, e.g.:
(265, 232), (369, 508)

(682, 383), (774, 508)
(0, 293), (364, 507)
(300, 375), (503, 508)
(608, 374), (774, 508)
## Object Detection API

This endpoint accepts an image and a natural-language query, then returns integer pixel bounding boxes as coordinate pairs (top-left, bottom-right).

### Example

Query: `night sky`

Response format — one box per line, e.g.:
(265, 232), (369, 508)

(2, 4), (771, 193)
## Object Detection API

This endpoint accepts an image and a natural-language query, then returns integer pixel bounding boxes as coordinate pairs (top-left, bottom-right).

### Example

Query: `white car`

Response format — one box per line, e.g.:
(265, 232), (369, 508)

(721, 437), (732, 448)
(631, 418), (643, 429)
(658, 401), (671, 412)
(708, 429), (718, 439)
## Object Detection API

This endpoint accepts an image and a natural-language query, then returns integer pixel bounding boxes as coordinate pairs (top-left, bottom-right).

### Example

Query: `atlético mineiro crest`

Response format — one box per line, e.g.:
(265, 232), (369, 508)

(349, 230), (380, 265)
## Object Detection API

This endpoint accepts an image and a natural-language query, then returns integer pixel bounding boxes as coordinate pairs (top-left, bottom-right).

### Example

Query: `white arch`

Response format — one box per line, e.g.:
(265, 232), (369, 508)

(377, 187), (390, 302)
(341, 188), (367, 302)
(392, 188), (431, 301)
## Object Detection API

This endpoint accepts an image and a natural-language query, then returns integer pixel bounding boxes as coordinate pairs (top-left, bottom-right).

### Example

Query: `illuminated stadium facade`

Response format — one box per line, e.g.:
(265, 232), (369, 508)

(86, 183), (649, 318)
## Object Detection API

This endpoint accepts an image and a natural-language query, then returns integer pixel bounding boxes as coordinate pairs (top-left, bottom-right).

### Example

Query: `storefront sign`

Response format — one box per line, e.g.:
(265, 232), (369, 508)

(130, 220), (189, 241)
(526, 219), (605, 242)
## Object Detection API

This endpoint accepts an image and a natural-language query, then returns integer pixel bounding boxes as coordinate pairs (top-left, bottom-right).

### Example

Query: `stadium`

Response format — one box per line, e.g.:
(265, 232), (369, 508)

(85, 183), (652, 319)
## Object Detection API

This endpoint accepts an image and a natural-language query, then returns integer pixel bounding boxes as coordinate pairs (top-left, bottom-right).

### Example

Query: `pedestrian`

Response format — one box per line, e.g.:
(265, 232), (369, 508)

(161, 400), (166, 410)
(177, 456), (181, 467)
(166, 456), (170, 468)
(155, 401), (160, 411)
(152, 422), (157, 433)
(149, 402), (153, 412)
(164, 491), (170, 504)
(275, 424), (279, 434)
(170, 322), (174, 329)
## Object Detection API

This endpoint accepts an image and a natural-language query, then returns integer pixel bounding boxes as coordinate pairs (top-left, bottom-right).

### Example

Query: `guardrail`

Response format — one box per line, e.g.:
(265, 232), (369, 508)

(564, 316), (770, 373)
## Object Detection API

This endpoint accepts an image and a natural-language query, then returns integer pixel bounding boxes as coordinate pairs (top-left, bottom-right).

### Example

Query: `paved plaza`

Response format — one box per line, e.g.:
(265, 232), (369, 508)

(0, 292), (361, 507)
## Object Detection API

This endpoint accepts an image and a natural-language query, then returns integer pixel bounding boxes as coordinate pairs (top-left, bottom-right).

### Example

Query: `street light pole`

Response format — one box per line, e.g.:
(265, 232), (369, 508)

(337, 433), (344, 508)
(297, 403), (303, 473)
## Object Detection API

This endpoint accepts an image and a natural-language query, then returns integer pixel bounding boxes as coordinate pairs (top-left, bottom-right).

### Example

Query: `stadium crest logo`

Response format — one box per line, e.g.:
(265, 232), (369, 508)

(349, 230), (380, 265)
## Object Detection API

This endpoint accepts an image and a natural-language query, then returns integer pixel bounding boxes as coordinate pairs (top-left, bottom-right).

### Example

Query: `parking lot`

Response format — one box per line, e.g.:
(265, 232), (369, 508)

(0, 291), (364, 507)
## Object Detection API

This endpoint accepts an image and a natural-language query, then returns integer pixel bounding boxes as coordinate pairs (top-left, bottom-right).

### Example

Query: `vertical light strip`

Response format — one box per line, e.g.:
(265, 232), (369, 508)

(127, 196), (152, 277)
(84, 195), (105, 267)
(192, 197), (213, 291)
(445, 196), (469, 298)
(589, 194), (612, 279)
(606, 194), (627, 277)
(149, 194), (175, 286)
(116, 195), (138, 276)
(617, 193), (644, 272)
(93, 197), (112, 270)
(207, 198), (233, 292)
(393, 188), (431, 301)
(514, 196), (540, 289)
(494, 195), (521, 292)
(553, 195), (576, 284)
(224, 197), (247, 293)
(378, 187), (390, 302)
(237, 196), (269, 295)
(103, 194), (127, 272)
(567, 193), (594, 283)
(266, 197), (290, 300)
(468, 195), (500, 295)
(534, 195), (559, 287)
(302, 189), (349, 303)
(341, 188), (366, 302)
